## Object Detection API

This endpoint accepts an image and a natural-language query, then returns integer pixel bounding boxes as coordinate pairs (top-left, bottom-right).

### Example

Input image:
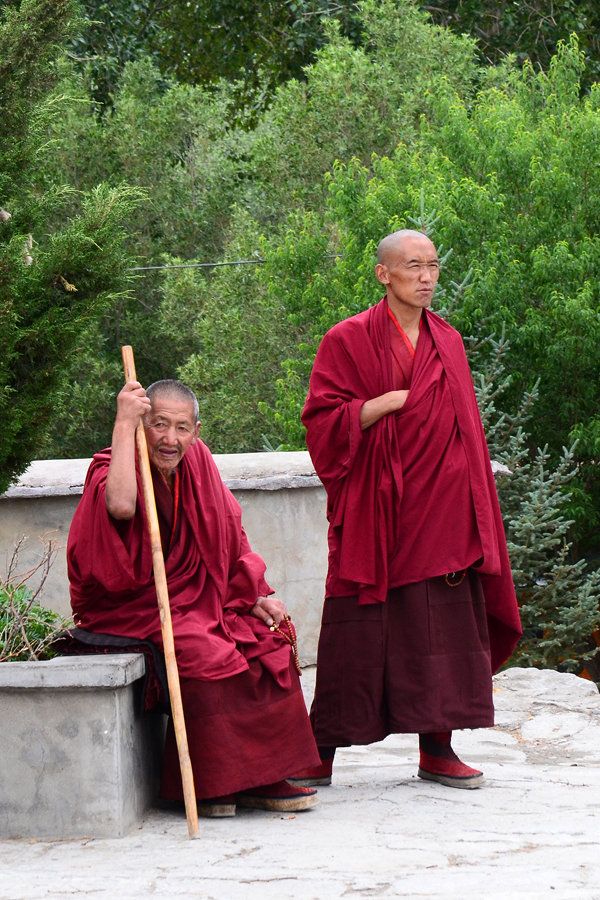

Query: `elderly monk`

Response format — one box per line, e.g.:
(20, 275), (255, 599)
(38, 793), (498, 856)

(67, 378), (319, 816)
(291, 229), (522, 789)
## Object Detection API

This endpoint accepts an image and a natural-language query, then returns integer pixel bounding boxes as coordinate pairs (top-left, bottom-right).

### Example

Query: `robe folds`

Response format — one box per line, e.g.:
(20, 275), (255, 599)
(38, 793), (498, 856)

(302, 299), (522, 675)
(67, 439), (319, 799)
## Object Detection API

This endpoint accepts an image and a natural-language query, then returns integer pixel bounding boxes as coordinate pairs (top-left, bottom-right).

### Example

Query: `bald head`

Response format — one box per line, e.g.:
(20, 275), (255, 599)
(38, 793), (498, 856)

(374, 229), (439, 317)
(376, 229), (436, 265)
(146, 379), (199, 423)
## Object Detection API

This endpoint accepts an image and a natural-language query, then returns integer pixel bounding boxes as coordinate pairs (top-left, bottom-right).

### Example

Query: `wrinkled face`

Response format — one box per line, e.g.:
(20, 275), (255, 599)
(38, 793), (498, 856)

(375, 234), (439, 314)
(143, 394), (199, 480)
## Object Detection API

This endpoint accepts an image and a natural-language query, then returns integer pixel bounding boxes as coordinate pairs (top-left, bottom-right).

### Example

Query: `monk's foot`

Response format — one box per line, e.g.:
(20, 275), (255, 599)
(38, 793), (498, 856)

(198, 794), (236, 817)
(287, 757), (333, 786)
(418, 731), (483, 789)
(417, 754), (484, 789)
(236, 780), (318, 812)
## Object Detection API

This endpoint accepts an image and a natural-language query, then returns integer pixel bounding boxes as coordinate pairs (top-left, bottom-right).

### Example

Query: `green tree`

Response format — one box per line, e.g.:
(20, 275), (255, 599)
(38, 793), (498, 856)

(71, 0), (600, 115)
(50, 1), (479, 259)
(243, 0), (477, 221)
(0, 0), (144, 493)
(177, 207), (332, 452)
(40, 0), (481, 456)
(72, 0), (363, 114)
(471, 332), (600, 675)
(424, 0), (600, 91)
(261, 38), (600, 547)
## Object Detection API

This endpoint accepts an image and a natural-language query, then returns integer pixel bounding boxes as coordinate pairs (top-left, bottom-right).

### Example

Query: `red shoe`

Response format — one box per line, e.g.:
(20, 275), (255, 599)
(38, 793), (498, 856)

(287, 758), (333, 786)
(198, 794), (236, 817)
(236, 780), (318, 812)
(418, 752), (484, 789)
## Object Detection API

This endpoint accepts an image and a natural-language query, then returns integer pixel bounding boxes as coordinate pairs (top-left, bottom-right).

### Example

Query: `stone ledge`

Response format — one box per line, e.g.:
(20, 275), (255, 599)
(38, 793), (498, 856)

(0, 652), (164, 839)
(1, 451), (508, 500)
(213, 451), (322, 490)
(0, 451), (322, 499)
(0, 653), (146, 690)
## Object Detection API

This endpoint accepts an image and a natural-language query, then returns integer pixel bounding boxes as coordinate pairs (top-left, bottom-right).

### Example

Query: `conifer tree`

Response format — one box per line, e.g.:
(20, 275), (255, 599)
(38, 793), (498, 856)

(417, 222), (600, 676)
(466, 329), (600, 675)
(419, 212), (600, 675)
(0, 0), (143, 494)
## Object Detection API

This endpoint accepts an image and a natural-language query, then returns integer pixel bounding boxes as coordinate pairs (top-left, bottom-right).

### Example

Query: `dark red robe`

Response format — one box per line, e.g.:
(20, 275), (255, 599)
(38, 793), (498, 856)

(302, 299), (521, 675)
(67, 440), (319, 799)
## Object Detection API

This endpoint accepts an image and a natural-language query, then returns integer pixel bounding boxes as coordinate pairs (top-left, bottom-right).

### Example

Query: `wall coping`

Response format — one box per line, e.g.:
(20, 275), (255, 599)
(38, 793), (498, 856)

(1, 452), (509, 501)
(1, 451), (322, 499)
(0, 653), (146, 689)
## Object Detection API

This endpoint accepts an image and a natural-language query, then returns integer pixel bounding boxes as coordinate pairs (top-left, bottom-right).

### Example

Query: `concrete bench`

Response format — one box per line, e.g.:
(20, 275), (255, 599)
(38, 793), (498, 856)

(0, 654), (166, 839)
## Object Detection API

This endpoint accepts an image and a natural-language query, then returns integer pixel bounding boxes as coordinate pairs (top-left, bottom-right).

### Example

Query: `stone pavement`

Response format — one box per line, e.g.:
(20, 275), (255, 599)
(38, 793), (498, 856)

(1, 666), (599, 900)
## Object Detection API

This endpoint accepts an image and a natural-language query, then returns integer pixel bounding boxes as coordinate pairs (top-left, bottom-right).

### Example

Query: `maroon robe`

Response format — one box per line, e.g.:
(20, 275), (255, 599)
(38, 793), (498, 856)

(302, 299), (521, 676)
(67, 440), (319, 799)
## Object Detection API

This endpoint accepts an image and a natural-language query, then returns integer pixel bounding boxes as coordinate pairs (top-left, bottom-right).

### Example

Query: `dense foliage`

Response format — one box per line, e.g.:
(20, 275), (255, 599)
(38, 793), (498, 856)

(72, 1), (600, 115)
(0, 0), (143, 494)
(72, 0), (363, 115)
(472, 334), (600, 673)
(39, 0), (478, 454)
(257, 37), (600, 545)
(425, 0), (600, 92)
(1, 0), (599, 673)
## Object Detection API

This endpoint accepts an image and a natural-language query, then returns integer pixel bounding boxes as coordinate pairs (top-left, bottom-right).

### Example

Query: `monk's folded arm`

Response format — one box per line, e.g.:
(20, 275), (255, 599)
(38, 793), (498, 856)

(105, 420), (139, 519)
(360, 390), (409, 430)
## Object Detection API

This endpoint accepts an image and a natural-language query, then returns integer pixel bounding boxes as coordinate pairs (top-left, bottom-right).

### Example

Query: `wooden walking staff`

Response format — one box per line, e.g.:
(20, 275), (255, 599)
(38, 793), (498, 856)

(121, 345), (199, 840)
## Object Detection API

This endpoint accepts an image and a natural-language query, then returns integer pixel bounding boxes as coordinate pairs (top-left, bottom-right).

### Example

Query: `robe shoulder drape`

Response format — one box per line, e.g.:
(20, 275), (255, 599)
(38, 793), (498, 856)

(302, 299), (521, 672)
(68, 439), (292, 685)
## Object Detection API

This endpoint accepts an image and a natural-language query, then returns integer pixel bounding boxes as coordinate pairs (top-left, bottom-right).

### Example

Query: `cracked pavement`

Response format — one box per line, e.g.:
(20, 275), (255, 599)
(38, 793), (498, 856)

(1, 667), (599, 899)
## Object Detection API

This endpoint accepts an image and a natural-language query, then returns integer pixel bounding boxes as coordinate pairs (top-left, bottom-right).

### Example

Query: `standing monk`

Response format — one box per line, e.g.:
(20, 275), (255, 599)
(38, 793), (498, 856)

(67, 379), (320, 816)
(292, 229), (521, 789)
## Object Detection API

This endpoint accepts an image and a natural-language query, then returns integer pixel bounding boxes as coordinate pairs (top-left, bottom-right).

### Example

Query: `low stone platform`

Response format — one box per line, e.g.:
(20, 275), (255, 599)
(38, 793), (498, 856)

(0, 655), (165, 840)
(0, 666), (598, 899)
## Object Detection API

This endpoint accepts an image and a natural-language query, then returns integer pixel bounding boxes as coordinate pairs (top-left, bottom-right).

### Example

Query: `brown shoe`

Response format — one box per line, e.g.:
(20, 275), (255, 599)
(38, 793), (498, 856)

(236, 780), (318, 812)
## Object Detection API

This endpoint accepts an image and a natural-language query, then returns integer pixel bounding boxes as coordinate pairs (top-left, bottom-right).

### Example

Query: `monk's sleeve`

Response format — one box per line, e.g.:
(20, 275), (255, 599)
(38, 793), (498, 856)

(302, 327), (366, 495)
(68, 458), (151, 595)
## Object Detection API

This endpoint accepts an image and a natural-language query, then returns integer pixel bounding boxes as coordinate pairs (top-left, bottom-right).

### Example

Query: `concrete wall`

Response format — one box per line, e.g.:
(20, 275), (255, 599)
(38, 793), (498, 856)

(0, 452), (509, 667)
(0, 452), (329, 665)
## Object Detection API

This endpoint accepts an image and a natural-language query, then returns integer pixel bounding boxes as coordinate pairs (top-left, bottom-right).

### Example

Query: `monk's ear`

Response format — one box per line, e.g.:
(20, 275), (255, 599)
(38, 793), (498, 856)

(375, 263), (389, 285)
(192, 422), (201, 443)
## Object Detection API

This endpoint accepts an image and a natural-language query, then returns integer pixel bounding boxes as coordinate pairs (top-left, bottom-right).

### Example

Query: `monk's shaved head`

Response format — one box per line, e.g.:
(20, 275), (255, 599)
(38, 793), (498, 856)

(146, 379), (199, 423)
(376, 229), (435, 265)
(374, 229), (439, 313)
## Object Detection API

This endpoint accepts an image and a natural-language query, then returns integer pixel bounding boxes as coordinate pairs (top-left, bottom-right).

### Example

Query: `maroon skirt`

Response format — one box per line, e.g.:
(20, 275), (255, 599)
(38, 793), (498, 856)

(160, 656), (320, 801)
(310, 570), (494, 746)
